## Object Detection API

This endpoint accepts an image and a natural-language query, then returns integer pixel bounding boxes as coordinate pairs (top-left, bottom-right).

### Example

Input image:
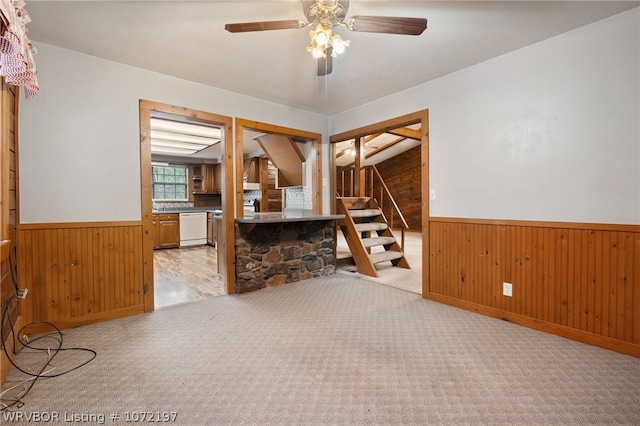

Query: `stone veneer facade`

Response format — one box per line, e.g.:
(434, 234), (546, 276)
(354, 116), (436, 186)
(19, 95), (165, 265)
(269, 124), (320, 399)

(235, 220), (337, 293)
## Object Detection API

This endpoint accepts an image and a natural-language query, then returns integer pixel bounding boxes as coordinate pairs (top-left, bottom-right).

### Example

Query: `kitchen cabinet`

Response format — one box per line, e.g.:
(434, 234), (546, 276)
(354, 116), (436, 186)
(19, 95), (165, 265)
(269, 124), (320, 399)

(212, 163), (222, 193)
(153, 213), (180, 249)
(193, 164), (221, 194)
(192, 164), (204, 193)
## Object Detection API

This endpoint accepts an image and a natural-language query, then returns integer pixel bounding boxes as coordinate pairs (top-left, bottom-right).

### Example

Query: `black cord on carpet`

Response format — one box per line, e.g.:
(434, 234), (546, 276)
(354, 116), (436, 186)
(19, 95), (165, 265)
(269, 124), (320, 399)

(0, 253), (97, 411)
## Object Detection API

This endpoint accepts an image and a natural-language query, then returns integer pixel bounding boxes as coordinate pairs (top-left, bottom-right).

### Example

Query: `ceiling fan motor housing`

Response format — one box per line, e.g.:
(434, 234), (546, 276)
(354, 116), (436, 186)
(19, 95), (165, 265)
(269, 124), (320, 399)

(302, 0), (350, 26)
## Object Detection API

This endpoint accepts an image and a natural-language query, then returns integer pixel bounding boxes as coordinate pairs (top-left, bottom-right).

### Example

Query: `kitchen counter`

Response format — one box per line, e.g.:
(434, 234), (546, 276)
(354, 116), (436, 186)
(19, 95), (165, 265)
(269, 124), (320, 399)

(236, 212), (344, 224)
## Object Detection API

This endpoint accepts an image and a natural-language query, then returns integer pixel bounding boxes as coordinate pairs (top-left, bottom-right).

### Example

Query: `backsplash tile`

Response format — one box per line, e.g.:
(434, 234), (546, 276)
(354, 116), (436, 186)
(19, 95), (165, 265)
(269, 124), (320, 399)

(285, 186), (312, 209)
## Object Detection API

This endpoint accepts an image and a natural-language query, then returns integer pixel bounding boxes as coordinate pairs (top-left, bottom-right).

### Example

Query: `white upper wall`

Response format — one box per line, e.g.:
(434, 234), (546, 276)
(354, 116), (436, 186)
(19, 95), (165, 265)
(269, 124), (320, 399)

(19, 44), (328, 223)
(19, 8), (640, 225)
(330, 9), (640, 225)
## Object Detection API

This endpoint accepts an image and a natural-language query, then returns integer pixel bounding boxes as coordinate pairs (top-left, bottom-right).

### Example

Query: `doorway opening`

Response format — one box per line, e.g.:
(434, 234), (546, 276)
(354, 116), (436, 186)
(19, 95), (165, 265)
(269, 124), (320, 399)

(329, 110), (429, 295)
(139, 100), (233, 311)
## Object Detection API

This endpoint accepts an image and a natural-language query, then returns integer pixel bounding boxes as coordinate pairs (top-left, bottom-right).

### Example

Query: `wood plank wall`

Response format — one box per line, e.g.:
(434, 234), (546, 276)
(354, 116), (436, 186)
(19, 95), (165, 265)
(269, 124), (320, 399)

(374, 145), (422, 231)
(0, 81), (20, 384)
(428, 218), (640, 356)
(17, 223), (145, 330)
(336, 147), (422, 230)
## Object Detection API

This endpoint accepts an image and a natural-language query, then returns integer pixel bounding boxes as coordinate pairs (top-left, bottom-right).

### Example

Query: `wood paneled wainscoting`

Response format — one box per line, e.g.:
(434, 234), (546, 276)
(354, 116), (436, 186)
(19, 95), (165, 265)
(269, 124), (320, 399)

(426, 218), (640, 357)
(17, 222), (145, 331)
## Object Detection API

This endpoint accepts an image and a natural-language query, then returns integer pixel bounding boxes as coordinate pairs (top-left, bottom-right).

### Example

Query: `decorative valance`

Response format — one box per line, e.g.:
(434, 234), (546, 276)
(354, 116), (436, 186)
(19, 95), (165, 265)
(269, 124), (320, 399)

(0, 0), (37, 98)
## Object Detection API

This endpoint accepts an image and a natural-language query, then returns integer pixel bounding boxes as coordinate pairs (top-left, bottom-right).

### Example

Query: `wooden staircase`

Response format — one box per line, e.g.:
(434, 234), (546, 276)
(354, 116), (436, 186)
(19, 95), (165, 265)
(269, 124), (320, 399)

(336, 197), (410, 277)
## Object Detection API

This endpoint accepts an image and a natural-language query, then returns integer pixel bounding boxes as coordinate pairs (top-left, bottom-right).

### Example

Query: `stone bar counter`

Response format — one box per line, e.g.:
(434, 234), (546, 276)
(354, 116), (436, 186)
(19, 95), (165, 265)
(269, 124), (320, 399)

(234, 212), (344, 294)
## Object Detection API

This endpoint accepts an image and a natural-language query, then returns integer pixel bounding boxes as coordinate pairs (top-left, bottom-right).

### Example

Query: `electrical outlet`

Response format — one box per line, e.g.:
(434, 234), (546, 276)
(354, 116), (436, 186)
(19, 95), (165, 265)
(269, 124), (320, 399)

(503, 282), (512, 297)
(17, 288), (28, 300)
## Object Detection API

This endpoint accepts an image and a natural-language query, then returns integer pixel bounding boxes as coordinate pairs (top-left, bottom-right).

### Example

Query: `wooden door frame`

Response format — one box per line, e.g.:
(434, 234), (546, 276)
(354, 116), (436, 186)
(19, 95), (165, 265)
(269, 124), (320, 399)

(228, 118), (322, 294)
(139, 100), (233, 311)
(329, 110), (429, 296)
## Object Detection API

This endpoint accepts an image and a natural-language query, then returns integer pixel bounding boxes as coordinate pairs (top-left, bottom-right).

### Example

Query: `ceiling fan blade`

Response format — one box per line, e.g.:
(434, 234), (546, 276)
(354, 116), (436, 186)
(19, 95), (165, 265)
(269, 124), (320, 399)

(225, 20), (306, 33)
(317, 49), (333, 76)
(347, 16), (427, 36)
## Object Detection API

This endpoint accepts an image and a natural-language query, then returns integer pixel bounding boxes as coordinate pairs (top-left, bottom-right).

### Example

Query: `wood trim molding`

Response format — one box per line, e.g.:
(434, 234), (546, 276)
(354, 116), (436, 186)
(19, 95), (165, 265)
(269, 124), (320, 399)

(236, 118), (322, 141)
(20, 306), (145, 336)
(430, 216), (640, 233)
(330, 110), (428, 143)
(18, 220), (142, 230)
(419, 110), (430, 297)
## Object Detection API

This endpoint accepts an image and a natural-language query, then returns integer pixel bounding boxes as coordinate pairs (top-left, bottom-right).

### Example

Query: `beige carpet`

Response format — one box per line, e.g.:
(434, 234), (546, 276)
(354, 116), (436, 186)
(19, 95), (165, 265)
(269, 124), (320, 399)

(2, 274), (639, 424)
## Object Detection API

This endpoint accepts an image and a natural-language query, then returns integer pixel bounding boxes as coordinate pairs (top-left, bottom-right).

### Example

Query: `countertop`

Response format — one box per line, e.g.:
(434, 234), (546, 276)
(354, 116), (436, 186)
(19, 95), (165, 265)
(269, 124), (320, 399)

(152, 208), (220, 214)
(235, 212), (344, 224)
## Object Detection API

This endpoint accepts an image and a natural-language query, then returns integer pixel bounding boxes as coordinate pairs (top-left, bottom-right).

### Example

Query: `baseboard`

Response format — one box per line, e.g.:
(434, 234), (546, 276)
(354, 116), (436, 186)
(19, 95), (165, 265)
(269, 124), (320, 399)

(19, 305), (145, 337)
(423, 292), (640, 358)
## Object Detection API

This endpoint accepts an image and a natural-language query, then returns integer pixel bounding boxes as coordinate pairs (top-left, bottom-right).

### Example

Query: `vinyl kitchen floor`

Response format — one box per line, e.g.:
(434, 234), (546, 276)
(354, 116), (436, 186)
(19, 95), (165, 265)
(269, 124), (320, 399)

(154, 245), (225, 309)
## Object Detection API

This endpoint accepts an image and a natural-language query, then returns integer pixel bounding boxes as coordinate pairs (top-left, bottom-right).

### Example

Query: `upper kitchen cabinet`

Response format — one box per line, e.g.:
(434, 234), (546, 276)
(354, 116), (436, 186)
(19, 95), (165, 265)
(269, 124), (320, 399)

(193, 163), (221, 194)
(254, 134), (305, 188)
(212, 163), (222, 193)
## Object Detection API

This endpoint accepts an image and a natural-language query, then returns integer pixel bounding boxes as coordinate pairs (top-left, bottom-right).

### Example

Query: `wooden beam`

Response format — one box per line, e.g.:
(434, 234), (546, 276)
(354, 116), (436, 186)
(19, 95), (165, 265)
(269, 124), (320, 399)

(330, 110), (427, 143)
(342, 135), (408, 168)
(386, 126), (421, 141)
(353, 137), (365, 197)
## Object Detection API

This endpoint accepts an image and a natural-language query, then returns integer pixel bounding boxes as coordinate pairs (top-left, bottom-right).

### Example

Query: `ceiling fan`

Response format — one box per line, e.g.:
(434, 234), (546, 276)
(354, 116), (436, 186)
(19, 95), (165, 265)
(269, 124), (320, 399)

(225, 0), (427, 76)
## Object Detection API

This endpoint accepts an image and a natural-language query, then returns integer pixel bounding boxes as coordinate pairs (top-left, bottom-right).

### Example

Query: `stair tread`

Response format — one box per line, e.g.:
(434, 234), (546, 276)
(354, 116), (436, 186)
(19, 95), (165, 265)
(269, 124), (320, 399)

(339, 197), (370, 210)
(348, 209), (381, 218)
(369, 250), (404, 264)
(355, 222), (388, 232)
(362, 236), (396, 248)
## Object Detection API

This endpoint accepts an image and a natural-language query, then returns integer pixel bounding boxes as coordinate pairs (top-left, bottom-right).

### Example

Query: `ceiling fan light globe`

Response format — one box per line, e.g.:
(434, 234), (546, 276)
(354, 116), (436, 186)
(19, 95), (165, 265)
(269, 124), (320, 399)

(332, 36), (349, 55)
(315, 32), (330, 47)
(311, 23), (333, 47)
(311, 47), (325, 59)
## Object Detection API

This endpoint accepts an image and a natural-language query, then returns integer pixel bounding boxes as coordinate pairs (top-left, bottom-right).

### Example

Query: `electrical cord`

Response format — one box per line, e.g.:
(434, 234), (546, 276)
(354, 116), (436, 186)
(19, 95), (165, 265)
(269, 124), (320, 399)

(0, 364), (56, 408)
(1, 294), (50, 411)
(1, 252), (97, 411)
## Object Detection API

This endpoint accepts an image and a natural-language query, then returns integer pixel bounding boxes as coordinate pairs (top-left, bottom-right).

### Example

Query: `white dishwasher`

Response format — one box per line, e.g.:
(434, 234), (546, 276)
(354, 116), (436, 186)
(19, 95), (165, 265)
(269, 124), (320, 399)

(179, 212), (207, 247)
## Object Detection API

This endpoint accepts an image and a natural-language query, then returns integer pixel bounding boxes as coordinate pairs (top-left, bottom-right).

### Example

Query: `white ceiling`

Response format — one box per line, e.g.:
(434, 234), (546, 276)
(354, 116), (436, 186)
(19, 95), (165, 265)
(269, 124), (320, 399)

(25, 1), (639, 116)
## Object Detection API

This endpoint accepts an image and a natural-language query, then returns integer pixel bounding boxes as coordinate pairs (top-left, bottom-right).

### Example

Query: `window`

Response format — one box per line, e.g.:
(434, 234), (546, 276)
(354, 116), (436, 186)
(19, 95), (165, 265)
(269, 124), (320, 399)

(152, 165), (188, 200)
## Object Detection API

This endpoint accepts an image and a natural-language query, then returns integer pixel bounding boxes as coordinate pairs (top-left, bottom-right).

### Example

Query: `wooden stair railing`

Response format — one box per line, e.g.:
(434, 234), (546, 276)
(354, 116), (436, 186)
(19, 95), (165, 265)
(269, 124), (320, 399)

(337, 197), (410, 278)
(366, 165), (410, 251)
(336, 166), (355, 197)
